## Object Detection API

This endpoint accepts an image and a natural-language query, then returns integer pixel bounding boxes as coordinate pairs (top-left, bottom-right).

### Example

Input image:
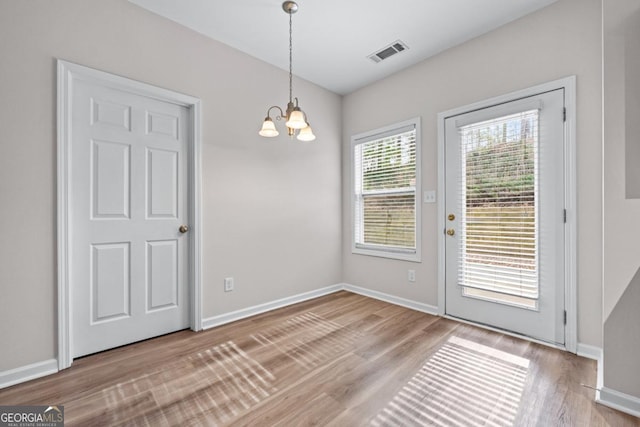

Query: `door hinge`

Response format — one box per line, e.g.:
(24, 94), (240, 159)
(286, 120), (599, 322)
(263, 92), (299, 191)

(563, 107), (567, 122)
(564, 310), (567, 325)
(563, 209), (567, 223)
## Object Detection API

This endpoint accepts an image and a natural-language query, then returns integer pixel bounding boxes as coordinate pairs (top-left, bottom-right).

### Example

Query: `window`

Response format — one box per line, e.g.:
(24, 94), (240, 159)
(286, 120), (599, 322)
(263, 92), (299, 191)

(352, 118), (421, 261)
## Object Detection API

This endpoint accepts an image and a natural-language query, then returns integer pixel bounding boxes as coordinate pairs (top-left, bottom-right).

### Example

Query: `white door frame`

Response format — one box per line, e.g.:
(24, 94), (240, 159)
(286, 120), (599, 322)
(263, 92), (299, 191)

(56, 60), (203, 369)
(436, 76), (577, 352)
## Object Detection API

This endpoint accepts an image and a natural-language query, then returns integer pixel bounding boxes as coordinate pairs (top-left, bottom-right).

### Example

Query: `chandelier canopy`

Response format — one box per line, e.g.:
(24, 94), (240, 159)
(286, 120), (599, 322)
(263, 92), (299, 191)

(258, 1), (315, 142)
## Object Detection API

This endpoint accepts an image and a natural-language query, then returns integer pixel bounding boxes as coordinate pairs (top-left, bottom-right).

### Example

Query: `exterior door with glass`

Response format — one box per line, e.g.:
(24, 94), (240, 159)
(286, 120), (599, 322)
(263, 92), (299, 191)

(444, 89), (565, 344)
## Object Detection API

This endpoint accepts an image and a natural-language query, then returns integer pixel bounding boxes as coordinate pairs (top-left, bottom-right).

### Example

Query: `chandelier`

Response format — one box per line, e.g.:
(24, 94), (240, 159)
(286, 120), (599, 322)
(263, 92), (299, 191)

(258, 1), (316, 142)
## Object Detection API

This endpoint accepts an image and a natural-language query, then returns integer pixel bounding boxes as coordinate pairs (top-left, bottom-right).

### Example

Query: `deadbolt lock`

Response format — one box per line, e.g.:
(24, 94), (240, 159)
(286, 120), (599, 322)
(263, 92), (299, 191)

(448, 213), (455, 221)
(446, 228), (455, 236)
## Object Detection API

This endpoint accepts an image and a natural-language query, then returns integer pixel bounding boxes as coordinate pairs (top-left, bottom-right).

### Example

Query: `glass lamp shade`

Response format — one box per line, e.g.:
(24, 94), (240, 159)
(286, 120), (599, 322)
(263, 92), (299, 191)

(258, 118), (279, 137)
(285, 108), (307, 129)
(297, 123), (316, 141)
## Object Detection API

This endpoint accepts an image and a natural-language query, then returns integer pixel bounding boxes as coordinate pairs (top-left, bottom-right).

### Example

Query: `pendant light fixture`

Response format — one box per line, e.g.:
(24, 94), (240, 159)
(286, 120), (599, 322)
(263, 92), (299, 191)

(258, 1), (316, 142)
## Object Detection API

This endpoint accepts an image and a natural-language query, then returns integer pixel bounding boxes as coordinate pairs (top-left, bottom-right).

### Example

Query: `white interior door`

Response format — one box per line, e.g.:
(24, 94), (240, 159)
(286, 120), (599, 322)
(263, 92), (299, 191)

(444, 89), (565, 344)
(71, 79), (190, 357)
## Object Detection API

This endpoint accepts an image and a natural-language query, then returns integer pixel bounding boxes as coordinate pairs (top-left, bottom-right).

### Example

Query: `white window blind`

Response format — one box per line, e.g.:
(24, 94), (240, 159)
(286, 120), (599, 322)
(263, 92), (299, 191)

(458, 110), (539, 301)
(353, 125), (417, 255)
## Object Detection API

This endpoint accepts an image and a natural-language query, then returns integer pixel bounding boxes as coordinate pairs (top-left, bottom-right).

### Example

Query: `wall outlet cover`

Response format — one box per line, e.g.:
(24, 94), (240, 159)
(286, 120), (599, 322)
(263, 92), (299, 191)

(224, 277), (234, 292)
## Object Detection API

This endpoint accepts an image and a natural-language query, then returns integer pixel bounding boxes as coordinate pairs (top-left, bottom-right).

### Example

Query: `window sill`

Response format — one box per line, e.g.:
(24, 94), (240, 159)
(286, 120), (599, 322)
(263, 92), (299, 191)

(352, 246), (421, 263)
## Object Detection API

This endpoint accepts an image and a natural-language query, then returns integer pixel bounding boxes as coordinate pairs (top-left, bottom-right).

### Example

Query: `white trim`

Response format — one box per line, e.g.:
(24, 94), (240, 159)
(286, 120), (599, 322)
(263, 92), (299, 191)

(576, 343), (602, 361)
(598, 387), (640, 418)
(350, 117), (422, 263)
(202, 284), (344, 330)
(202, 283), (439, 330)
(189, 98), (203, 331)
(590, 346), (640, 418)
(436, 76), (578, 352)
(597, 349), (604, 401)
(56, 59), (203, 368)
(0, 359), (58, 390)
(437, 113), (447, 316)
(57, 60), (72, 370)
(343, 284), (439, 315)
(563, 76), (578, 353)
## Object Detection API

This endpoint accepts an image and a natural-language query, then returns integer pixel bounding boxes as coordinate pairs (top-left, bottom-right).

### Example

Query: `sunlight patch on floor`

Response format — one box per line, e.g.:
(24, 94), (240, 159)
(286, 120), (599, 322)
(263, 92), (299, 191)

(251, 311), (362, 369)
(371, 336), (529, 427)
(76, 340), (277, 426)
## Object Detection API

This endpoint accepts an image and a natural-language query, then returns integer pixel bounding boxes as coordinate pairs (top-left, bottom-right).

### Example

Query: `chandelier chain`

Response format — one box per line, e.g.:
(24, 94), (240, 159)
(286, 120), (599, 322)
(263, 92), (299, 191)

(288, 10), (293, 104)
(258, 2), (315, 141)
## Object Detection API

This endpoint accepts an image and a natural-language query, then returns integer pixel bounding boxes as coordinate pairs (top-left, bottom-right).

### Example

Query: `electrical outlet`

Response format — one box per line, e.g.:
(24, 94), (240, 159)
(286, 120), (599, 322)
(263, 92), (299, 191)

(408, 270), (416, 282)
(224, 277), (234, 292)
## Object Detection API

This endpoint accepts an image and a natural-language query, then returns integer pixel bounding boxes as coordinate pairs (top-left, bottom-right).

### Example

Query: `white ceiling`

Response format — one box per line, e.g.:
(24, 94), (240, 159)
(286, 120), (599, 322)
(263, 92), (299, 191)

(129, 0), (558, 95)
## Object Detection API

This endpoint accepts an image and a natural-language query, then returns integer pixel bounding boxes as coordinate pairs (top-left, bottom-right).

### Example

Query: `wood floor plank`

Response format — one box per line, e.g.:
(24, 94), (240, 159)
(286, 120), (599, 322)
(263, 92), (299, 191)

(0, 291), (638, 426)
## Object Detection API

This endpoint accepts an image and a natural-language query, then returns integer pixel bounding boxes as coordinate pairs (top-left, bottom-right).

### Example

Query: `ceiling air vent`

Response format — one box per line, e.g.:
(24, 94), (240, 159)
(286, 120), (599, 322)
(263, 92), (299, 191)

(368, 40), (409, 63)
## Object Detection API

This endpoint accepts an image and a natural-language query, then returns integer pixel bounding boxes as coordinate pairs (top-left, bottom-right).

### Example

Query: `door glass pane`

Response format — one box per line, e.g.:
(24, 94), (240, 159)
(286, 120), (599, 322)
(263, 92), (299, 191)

(458, 110), (539, 309)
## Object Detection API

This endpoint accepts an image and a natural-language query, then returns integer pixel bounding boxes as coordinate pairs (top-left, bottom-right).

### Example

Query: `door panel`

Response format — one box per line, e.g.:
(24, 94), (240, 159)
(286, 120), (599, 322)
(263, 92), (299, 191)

(91, 242), (130, 323)
(147, 148), (179, 218)
(91, 139), (131, 219)
(91, 98), (131, 130)
(445, 89), (565, 344)
(72, 80), (189, 357)
(146, 240), (179, 311)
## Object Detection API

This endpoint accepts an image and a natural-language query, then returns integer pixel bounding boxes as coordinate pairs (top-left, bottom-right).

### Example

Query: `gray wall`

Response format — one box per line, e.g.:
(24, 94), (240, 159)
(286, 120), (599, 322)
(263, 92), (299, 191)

(342, 0), (603, 347)
(604, 268), (640, 397)
(624, 8), (640, 199)
(0, 0), (342, 371)
(603, 0), (640, 398)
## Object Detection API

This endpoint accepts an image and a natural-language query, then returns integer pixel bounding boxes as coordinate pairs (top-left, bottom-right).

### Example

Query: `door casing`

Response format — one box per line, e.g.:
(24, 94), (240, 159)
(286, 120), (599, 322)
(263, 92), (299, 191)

(436, 76), (577, 352)
(57, 60), (203, 369)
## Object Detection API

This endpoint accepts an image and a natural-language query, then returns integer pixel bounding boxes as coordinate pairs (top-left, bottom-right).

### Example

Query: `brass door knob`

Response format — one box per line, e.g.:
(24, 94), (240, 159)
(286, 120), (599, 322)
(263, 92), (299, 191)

(446, 228), (455, 236)
(179, 225), (189, 234)
(448, 213), (455, 221)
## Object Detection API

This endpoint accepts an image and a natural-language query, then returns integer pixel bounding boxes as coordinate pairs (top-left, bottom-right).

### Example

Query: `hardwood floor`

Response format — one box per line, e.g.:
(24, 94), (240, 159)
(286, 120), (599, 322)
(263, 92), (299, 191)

(0, 291), (637, 426)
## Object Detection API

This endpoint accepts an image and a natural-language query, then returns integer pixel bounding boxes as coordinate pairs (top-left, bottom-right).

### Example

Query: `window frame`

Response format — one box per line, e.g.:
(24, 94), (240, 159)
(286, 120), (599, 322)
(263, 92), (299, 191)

(351, 117), (422, 262)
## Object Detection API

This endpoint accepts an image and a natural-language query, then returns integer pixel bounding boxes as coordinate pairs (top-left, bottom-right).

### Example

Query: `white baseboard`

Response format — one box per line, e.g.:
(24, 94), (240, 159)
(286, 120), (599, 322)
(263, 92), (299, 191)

(2, 283), (437, 389)
(598, 386), (640, 418)
(202, 283), (440, 330)
(343, 283), (439, 315)
(0, 359), (58, 389)
(576, 343), (604, 408)
(201, 284), (344, 330)
(580, 344), (640, 418)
